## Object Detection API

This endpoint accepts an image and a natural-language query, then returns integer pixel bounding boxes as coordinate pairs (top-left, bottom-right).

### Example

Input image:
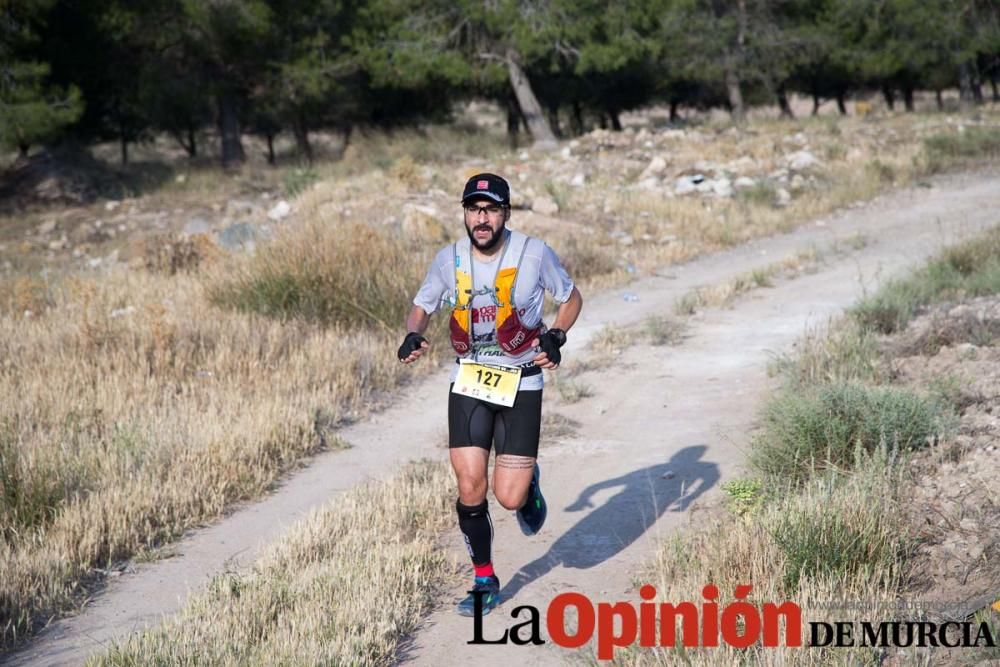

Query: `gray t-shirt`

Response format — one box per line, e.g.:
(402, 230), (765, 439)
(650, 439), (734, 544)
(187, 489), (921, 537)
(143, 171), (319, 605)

(413, 233), (574, 390)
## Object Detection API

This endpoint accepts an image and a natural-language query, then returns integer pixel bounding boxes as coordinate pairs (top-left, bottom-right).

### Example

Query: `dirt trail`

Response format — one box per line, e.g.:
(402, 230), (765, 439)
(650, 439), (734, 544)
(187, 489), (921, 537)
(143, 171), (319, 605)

(6, 173), (998, 666)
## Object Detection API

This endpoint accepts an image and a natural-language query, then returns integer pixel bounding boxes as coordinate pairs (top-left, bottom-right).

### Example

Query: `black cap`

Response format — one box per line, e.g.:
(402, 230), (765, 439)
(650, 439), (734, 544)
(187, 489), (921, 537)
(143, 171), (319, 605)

(461, 173), (510, 206)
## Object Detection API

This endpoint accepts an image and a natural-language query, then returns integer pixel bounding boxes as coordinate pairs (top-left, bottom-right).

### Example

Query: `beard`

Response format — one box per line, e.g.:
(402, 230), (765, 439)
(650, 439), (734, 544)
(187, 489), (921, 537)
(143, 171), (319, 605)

(466, 219), (506, 251)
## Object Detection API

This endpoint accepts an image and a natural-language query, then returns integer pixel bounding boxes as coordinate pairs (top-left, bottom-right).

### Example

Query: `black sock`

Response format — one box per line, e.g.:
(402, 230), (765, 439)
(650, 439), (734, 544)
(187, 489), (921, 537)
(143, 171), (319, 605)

(456, 499), (493, 570)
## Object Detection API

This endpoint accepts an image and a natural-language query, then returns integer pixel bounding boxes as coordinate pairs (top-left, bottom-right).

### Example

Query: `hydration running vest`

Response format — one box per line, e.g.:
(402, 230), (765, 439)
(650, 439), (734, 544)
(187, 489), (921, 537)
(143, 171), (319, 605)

(448, 229), (542, 357)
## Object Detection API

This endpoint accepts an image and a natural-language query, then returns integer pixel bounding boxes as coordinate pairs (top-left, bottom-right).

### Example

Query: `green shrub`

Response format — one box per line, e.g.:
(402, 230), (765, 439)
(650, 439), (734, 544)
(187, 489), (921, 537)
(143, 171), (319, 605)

(770, 319), (882, 388)
(922, 126), (1000, 172)
(282, 167), (319, 198)
(851, 226), (1000, 333)
(750, 382), (949, 484)
(736, 180), (778, 206)
(770, 461), (908, 593)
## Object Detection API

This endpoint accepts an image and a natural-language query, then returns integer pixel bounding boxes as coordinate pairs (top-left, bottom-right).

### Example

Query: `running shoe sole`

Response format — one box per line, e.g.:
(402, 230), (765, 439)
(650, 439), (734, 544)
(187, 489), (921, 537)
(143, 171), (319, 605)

(516, 463), (547, 536)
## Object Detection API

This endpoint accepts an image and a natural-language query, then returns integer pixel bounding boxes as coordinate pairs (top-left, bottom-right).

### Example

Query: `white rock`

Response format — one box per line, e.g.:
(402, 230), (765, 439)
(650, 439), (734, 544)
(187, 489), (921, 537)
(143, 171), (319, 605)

(639, 156), (667, 180)
(38, 219), (57, 235)
(105, 200), (121, 212)
(560, 146), (572, 158)
(712, 178), (733, 197)
(790, 174), (806, 190)
(267, 200), (292, 221)
(182, 217), (212, 237)
(674, 178), (697, 195)
(776, 188), (792, 206)
(695, 180), (714, 194)
(110, 306), (136, 319)
(734, 176), (756, 189)
(787, 150), (820, 171)
(532, 196), (559, 216)
(175, 173), (187, 184)
(638, 177), (660, 190)
(518, 150), (530, 161)
(570, 173), (586, 187)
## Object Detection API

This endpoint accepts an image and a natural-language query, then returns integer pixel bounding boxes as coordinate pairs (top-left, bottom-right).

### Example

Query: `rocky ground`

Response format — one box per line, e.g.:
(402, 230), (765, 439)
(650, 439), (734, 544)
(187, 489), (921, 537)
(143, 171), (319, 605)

(2, 106), (992, 281)
(888, 297), (1000, 633)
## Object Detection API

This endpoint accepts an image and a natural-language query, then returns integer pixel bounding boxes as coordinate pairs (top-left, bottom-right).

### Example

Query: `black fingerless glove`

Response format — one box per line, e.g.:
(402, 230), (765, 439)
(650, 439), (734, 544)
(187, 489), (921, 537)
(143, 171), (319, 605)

(397, 331), (427, 361)
(537, 328), (566, 365)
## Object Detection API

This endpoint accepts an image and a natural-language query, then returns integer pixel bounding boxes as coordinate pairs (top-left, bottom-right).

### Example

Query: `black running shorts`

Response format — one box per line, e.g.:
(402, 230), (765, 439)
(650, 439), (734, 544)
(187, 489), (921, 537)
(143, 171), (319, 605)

(448, 385), (543, 458)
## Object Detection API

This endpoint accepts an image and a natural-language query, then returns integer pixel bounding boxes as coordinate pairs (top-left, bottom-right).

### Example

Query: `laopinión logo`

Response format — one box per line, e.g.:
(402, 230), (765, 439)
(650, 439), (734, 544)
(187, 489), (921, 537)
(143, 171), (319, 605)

(465, 585), (999, 660)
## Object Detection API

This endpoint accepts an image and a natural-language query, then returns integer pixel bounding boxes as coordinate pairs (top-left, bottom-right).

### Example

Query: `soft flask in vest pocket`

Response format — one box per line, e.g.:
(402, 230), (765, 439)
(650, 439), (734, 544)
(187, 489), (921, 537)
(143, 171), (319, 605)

(448, 230), (541, 357)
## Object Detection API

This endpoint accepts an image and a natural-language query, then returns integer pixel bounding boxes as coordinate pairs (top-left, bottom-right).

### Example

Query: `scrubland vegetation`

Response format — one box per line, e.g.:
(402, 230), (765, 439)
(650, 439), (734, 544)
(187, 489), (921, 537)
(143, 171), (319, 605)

(1, 106), (998, 654)
(624, 226), (1000, 665)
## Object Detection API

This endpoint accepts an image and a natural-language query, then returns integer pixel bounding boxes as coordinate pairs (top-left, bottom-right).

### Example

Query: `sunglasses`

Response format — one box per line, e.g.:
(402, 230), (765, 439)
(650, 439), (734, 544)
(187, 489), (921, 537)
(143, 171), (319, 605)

(464, 204), (504, 216)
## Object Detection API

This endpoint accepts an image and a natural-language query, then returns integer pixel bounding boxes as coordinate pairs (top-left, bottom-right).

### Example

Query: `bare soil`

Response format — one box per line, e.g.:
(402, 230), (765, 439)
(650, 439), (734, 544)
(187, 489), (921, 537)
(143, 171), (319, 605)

(889, 297), (1000, 632)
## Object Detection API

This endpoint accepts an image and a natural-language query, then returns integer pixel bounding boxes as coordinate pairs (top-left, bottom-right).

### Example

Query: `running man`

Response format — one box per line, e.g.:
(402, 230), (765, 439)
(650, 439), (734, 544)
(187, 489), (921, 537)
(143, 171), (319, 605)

(397, 172), (583, 616)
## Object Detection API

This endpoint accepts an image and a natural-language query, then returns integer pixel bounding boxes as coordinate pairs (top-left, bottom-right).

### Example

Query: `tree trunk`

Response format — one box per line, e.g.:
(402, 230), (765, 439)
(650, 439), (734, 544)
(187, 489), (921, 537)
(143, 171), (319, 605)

(726, 0), (748, 123)
(327, 122), (352, 160)
(545, 102), (563, 139)
(187, 126), (197, 158)
(505, 95), (521, 148)
(811, 93), (821, 116)
(958, 61), (976, 106)
(120, 132), (128, 166)
(669, 98), (680, 123)
(881, 84), (895, 110)
(505, 50), (557, 148)
(972, 64), (984, 104)
(777, 83), (794, 119)
(570, 101), (584, 136)
(607, 106), (622, 131)
(836, 92), (847, 116)
(935, 89), (943, 110)
(725, 64), (745, 122)
(18, 144), (29, 159)
(991, 73), (999, 102)
(902, 83), (915, 112)
(266, 133), (276, 166)
(293, 112), (313, 164)
(171, 128), (197, 157)
(217, 89), (245, 168)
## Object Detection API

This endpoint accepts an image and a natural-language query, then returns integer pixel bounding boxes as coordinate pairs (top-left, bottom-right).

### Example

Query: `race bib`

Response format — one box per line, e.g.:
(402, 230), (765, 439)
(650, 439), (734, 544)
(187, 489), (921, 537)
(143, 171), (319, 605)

(452, 360), (522, 407)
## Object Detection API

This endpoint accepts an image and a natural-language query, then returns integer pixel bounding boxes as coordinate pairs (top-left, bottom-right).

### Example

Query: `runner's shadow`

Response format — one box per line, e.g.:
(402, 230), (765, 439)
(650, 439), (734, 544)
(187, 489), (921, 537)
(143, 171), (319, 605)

(502, 445), (718, 601)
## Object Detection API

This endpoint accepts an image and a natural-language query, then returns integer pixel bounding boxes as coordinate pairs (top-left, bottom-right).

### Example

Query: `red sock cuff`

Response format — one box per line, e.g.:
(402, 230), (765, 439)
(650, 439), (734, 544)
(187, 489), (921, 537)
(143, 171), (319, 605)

(473, 562), (495, 578)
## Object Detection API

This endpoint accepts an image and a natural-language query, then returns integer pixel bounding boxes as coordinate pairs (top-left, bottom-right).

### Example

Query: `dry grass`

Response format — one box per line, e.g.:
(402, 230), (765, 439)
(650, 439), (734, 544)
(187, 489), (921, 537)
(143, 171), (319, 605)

(205, 220), (430, 330)
(0, 250), (444, 649)
(90, 460), (456, 666)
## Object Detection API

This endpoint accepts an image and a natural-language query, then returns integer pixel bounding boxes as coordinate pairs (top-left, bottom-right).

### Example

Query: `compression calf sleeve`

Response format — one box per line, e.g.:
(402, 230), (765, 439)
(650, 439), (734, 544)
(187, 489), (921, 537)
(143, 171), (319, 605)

(456, 499), (493, 569)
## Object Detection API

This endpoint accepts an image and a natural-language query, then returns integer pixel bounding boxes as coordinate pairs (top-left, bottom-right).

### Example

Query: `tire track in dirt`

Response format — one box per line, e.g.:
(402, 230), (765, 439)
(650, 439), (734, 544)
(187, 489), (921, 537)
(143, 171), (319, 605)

(6, 172), (998, 666)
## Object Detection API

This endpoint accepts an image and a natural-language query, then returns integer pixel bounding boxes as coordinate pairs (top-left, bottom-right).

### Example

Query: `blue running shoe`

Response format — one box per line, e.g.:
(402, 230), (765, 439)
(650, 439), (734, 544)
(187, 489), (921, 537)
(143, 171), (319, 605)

(456, 575), (501, 617)
(516, 463), (547, 535)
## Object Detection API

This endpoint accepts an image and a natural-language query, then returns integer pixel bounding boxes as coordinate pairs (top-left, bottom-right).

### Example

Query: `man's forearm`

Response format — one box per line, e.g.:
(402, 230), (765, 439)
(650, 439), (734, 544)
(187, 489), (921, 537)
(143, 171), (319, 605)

(551, 287), (583, 333)
(405, 305), (431, 334)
